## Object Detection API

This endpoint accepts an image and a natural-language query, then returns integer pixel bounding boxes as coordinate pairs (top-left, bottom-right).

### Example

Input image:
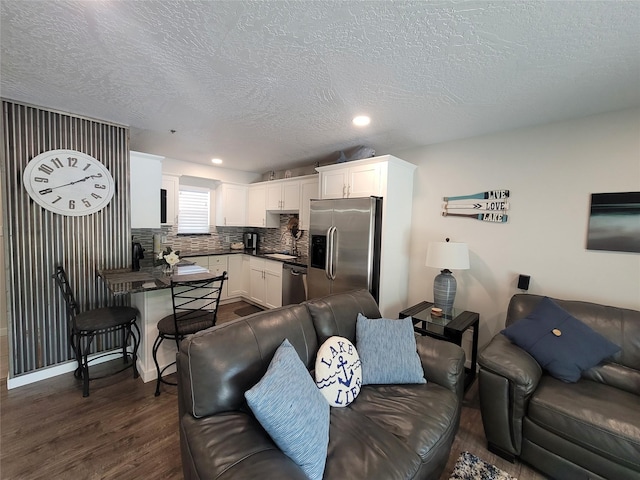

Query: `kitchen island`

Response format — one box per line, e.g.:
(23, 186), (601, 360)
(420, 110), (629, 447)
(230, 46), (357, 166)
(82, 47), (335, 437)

(99, 264), (211, 382)
(98, 250), (308, 383)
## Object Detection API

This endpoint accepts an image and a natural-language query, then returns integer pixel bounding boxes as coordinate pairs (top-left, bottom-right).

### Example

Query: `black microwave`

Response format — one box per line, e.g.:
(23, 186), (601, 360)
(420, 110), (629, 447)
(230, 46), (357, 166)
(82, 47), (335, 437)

(160, 188), (167, 224)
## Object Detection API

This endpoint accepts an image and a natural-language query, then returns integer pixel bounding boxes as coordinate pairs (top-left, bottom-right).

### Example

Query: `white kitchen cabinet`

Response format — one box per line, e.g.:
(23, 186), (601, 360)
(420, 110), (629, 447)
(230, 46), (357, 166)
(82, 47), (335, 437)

(249, 257), (282, 308)
(130, 151), (164, 228)
(185, 255), (228, 300)
(264, 260), (283, 309)
(316, 155), (417, 318)
(247, 184), (278, 228)
(226, 254), (244, 298)
(298, 176), (319, 231)
(266, 179), (300, 212)
(317, 160), (381, 199)
(241, 255), (251, 296)
(319, 168), (349, 199)
(188, 256), (210, 269)
(215, 183), (247, 226)
(209, 255), (229, 300)
(249, 258), (265, 305)
(161, 174), (179, 225)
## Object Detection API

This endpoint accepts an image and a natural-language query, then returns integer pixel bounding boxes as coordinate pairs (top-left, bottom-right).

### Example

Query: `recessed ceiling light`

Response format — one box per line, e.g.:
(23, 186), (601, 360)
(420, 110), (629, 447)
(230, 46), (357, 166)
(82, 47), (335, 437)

(352, 115), (370, 127)
(211, 158), (223, 164)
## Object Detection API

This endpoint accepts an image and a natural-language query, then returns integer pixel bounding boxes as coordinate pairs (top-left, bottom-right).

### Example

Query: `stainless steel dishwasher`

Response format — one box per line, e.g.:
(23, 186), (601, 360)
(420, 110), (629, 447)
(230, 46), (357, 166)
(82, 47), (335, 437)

(282, 264), (307, 306)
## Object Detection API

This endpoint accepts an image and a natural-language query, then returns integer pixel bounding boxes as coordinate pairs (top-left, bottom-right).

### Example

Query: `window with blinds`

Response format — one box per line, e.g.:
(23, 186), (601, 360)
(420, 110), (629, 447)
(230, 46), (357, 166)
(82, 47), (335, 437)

(178, 187), (210, 234)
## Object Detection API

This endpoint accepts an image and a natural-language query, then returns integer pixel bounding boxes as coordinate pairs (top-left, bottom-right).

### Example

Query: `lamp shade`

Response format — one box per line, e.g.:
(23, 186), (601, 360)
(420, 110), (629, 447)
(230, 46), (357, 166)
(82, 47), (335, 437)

(425, 242), (470, 270)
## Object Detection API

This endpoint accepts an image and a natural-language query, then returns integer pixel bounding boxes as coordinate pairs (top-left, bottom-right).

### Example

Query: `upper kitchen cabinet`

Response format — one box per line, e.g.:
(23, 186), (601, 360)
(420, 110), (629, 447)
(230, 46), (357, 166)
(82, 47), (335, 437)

(130, 151), (164, 228)
(317, 160), (381, 199)
(215, 183), (247, 226)
(316, 155), (414, 200)
(266, 179), (300, 212)
(247, 184), (278, 228)
(161, 174), (179, 225)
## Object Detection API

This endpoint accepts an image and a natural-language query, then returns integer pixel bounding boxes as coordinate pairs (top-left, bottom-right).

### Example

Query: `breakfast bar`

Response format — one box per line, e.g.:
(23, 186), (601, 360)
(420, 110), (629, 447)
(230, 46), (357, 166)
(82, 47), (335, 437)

(99, 264), (209, 382)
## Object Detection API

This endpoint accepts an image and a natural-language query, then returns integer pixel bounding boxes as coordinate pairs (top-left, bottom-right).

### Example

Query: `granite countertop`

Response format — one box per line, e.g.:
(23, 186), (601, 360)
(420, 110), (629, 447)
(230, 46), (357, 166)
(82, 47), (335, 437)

(180, 248), (245, 257)
(98, 263), (210, 295)
(100, 250), (308, 295)
(181, 248), (308, 268)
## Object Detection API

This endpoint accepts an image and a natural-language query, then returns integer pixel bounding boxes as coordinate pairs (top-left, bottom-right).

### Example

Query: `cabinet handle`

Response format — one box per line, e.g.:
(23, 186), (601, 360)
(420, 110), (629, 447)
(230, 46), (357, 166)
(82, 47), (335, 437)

(347, 185), (351, 197)
(342, 185), (346, 198)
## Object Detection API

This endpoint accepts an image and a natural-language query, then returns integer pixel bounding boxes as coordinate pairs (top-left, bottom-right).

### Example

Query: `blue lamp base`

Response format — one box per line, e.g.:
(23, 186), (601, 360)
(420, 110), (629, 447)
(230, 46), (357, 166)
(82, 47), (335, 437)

(433, 269), (457, 312)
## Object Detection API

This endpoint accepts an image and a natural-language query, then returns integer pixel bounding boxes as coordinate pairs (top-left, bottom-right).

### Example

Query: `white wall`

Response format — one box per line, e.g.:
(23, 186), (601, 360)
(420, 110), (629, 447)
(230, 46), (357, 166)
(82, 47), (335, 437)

(398, 108), (640, 349)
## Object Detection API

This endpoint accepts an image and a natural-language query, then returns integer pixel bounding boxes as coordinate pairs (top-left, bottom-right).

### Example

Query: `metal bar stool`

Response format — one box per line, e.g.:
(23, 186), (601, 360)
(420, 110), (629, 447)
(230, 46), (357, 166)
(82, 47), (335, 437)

(153, 272), (227, 396)
(52, 265), (140, 397)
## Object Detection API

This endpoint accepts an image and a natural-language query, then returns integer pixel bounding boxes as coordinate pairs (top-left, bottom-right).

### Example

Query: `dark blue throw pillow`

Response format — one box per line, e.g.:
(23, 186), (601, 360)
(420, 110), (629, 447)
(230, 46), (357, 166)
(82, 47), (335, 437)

(501, 297), (620, 383)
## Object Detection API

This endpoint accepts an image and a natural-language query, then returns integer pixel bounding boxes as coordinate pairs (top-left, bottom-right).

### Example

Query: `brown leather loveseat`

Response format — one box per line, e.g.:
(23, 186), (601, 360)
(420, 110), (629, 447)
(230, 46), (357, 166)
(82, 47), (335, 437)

(478, 294), (640, 479)
(176, 289), (465, 480)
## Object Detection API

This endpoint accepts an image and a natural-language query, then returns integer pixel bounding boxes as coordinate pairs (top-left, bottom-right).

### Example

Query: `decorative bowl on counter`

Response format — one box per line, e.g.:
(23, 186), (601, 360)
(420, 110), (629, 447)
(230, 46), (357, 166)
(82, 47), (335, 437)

(230, 242), (244, 250)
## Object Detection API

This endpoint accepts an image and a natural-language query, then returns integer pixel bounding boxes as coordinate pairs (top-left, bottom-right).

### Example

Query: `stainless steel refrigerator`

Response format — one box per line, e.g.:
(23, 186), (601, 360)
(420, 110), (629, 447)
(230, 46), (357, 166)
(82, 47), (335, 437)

(307, 197), (382, 301)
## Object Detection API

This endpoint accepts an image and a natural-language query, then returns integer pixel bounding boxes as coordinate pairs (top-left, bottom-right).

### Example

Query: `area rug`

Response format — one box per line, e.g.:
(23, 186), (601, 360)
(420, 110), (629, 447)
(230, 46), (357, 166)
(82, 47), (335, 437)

(450, 451), (516, 480)
(234, 305), (263, 317)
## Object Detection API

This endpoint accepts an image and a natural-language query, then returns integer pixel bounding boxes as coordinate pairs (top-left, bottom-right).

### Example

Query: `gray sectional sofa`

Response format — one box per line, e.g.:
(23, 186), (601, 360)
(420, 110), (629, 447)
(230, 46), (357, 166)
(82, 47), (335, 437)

(176, 289), (466, 480)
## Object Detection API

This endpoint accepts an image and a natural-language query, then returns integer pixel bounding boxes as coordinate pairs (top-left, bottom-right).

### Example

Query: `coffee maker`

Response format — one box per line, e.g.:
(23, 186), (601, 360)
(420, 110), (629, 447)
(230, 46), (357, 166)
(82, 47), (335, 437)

(243, 232), (259, 252)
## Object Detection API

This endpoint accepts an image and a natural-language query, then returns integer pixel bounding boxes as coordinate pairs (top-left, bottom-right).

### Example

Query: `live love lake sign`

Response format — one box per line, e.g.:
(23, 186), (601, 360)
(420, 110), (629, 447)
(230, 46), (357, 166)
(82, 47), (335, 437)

(315, 336), (362, 407)
(443, 189), (510, 223)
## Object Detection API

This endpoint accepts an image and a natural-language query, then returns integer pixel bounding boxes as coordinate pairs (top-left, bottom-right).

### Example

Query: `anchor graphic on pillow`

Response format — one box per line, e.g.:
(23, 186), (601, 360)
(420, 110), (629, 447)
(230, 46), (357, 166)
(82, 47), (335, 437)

(337, 355), (354, 387)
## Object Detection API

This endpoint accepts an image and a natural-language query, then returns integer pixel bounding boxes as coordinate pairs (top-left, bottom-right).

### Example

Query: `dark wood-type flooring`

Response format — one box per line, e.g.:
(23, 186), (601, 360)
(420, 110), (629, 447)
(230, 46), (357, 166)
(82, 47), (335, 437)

(1, 300), (547, 479)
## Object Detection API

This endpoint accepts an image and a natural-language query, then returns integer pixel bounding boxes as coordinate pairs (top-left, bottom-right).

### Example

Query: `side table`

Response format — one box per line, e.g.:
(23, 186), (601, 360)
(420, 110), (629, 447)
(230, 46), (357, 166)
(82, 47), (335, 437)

(399, 301), (479, 392)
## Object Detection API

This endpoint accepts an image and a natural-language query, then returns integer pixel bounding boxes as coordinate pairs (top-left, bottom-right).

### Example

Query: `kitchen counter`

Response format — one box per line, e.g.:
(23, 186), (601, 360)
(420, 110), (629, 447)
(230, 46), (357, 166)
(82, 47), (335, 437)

(181, 248), (308, 268)
(99, 252), (307, 383)
(99, 251), (307, 296)
(97, 263), (209, 295)
(100, 251), (306, 298)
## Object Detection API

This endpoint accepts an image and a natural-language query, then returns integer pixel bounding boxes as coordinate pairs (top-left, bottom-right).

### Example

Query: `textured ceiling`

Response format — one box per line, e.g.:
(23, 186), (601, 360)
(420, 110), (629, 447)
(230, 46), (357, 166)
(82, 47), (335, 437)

(1, 1), (639, 173)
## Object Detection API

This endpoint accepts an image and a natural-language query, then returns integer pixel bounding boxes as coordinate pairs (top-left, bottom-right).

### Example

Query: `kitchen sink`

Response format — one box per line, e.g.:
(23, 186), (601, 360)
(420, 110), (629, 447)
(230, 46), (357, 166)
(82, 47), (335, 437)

(264, 253), (298, 260)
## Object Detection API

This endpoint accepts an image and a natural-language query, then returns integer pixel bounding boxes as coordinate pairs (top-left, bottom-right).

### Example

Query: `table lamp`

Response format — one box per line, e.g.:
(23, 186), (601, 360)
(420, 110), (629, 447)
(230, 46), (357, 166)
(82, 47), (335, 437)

(425, 239), (470, 312)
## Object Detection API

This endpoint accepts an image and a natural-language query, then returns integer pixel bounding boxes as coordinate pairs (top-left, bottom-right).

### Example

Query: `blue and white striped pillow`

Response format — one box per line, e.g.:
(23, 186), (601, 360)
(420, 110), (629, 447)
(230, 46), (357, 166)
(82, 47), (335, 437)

(245, 339), (329, 480)
(356, 313), (426, 385)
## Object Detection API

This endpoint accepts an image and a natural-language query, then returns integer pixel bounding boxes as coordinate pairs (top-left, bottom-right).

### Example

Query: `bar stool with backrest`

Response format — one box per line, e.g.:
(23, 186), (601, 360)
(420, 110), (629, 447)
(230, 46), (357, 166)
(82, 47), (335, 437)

(153, 271), (227, 396)
(52, 265), (140, 397)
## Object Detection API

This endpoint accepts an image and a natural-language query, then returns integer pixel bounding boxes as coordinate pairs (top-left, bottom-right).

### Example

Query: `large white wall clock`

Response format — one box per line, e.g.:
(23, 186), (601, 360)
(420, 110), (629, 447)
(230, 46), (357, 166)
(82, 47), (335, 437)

(23, 149), (115, 216)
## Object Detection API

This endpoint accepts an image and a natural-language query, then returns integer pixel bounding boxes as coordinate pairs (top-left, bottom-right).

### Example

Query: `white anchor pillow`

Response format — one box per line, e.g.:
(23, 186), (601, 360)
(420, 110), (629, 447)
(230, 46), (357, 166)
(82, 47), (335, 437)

(315, 336), (362, 407)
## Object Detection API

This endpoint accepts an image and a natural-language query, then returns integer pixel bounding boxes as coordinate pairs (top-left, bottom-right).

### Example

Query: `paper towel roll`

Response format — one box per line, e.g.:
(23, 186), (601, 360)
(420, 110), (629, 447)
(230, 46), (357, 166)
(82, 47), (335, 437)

(153, 234), (162, 254)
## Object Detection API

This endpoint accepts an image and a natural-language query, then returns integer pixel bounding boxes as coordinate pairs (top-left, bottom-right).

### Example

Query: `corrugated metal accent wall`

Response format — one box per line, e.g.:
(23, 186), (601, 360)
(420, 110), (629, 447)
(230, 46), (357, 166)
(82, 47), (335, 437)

(1, 100), (131, 377)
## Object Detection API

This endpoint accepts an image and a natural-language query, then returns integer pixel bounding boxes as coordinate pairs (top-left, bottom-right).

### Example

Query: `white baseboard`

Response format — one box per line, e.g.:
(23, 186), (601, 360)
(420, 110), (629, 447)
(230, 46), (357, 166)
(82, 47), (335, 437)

(6, 348), (133, 390)
(138, 361), (175, 384)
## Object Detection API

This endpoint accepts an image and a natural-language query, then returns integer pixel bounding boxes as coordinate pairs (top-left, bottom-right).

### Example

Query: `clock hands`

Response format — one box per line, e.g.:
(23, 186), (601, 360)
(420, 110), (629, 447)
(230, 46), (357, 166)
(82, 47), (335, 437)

(38, 174), (102, 194)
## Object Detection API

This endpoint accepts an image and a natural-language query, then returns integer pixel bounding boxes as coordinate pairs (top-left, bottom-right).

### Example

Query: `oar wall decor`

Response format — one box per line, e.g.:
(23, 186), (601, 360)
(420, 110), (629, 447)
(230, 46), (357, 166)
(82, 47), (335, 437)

(443, 189), (510, 222)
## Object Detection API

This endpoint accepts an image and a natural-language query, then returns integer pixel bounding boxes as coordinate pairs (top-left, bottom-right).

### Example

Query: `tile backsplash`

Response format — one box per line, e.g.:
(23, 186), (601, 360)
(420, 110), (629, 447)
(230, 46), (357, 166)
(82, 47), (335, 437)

(132, 214), (309, 268)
